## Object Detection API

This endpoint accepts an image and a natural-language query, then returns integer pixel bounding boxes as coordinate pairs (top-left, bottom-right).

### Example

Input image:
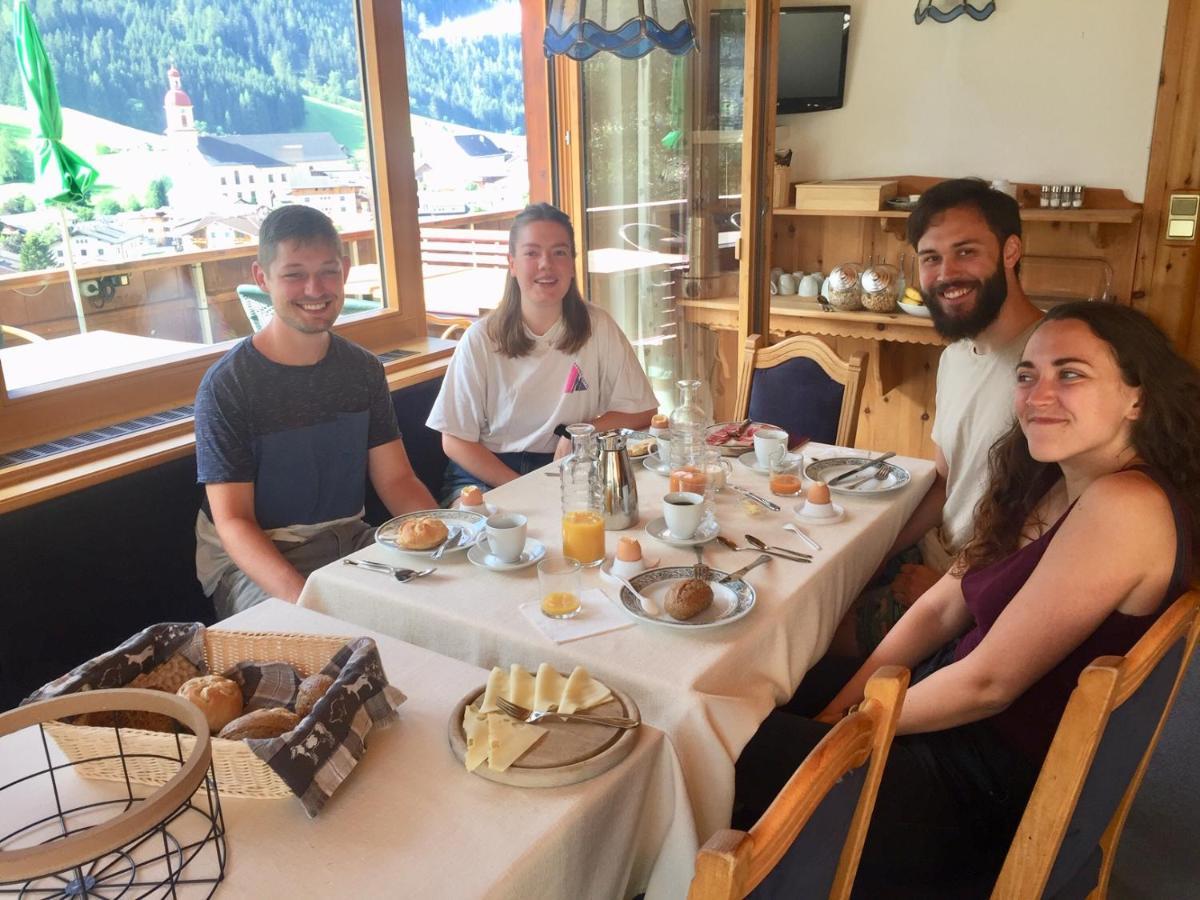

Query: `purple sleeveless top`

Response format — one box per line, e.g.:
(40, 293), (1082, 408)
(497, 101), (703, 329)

(951, 467), (1193, 763)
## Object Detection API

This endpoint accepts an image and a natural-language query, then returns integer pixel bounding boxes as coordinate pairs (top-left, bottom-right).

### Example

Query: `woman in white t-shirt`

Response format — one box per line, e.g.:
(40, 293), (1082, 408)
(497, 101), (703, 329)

(426, 203), (659, 504)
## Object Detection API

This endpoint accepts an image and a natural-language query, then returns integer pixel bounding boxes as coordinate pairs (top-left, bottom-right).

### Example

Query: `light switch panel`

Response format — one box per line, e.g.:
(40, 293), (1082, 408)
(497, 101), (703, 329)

(1166, 193), (1199, 242)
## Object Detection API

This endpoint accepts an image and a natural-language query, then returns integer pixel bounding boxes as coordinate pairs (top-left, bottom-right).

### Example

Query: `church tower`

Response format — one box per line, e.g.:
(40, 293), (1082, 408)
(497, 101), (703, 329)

(163, 65), (198, 148)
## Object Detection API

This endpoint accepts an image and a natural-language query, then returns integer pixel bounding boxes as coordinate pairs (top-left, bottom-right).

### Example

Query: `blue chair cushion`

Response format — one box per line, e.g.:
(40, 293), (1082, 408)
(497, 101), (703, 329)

(748, 357), (845, 446)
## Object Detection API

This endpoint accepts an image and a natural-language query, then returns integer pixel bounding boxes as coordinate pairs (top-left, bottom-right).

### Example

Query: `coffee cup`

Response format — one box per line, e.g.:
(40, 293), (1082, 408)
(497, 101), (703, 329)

(753, 428), (788, 469)
(655, 435), (672, 465)
(663, 491), (705, 539)
(484, 512), (527, 563)
(778, 273), (798, 295)
(770, 267), (783, 288)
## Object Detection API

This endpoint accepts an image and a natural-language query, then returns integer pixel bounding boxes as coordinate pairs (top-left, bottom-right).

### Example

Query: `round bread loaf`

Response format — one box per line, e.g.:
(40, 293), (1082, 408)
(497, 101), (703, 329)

(397, 516), (449, 550)
(295, 673), (335, 719)
(665, 578), (714, 621)
(177, 675), (244, 733)
(218, 707), (300, 741)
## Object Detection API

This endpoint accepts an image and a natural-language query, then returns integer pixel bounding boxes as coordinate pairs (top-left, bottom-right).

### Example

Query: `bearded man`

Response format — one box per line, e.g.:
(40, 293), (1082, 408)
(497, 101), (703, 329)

(836, 178), (1044, 655)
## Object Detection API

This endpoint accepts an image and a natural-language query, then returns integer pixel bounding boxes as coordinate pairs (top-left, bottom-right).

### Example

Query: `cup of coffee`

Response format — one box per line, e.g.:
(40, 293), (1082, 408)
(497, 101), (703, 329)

(753, 428), (788, 469)
(484, 512), (527, 563)
(663, 491), (705, 539)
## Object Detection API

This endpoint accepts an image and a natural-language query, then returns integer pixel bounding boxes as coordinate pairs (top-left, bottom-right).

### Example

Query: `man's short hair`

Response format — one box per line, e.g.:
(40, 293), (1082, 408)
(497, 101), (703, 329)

(257, 205), (342, 272)
(906, 178), (1022, 252)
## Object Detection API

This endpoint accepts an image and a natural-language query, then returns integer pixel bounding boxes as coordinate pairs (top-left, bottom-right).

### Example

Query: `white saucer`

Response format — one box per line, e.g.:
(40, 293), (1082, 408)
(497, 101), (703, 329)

(737, 450), (803, 475)
(645, 516), (719, 547)
(467, 537), (546, 571)
(793, 502), (846, 524)
(459, 502), (497, 517)
(642, 454), (672, 476)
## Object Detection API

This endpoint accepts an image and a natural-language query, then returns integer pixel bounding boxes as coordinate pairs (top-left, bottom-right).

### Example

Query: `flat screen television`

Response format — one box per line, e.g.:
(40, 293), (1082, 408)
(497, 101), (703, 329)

(777, 5), (851, 114)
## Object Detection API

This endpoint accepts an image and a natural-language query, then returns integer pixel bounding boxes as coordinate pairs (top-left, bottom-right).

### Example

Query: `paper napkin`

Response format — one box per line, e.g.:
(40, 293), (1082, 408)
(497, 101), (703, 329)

(518, 588), (634, 644)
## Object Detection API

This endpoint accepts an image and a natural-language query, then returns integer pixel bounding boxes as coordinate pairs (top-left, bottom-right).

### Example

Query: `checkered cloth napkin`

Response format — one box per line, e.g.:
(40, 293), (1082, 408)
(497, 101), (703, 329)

(26, 623), (406, 817)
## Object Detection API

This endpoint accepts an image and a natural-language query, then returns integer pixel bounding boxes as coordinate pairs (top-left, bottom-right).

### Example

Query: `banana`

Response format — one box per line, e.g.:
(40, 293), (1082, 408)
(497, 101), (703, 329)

(903, 286), (924, 304)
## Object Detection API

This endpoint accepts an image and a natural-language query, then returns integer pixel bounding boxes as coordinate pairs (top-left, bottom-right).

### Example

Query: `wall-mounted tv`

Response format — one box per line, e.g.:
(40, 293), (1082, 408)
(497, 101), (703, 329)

(777, 5), (851, 115)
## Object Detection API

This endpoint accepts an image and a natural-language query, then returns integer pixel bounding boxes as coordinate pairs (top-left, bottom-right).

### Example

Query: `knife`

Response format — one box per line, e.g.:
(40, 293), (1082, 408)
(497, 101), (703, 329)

(728, 484), (782, 512)
(828, 451), (896, 485)
(719, 553), (772, 584)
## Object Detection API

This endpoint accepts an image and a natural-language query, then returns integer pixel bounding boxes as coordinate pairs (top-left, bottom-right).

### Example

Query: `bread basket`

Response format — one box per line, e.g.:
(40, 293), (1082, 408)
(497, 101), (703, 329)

(43, 629), (349, 800)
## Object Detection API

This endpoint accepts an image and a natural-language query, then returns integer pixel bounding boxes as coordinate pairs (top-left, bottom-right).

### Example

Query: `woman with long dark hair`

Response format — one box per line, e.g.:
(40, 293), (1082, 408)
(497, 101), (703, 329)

(735, 302), (1199, 891)
(427, 203), (658, 503)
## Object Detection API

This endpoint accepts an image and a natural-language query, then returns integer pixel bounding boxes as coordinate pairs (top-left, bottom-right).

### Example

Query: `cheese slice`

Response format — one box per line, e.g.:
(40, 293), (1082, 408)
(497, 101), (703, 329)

(507, 664), (536, 711)
(533, 663), (568, 711)
(462, 707), (491, 772)
(479, 666), (507, 713)
(487, 714), (547, 772)
(559, 666), (612, 714)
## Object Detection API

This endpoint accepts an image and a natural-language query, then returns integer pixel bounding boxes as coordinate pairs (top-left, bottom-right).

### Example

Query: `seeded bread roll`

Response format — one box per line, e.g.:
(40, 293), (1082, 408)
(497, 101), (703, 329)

(218, 707), (299, 741)
(177, 675), (244, 733)
(665, 578), (714, 621)
(295, 674), (335, 719)
(397, 516), (449, 550)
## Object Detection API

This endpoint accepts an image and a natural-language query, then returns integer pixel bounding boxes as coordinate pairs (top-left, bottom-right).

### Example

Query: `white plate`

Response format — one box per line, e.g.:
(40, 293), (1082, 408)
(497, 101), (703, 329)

(804, 458), (912, 495)
(793, 501), (846, 524)
(642, 454), (672, 476)
(467, 537), (546, 571)
(614, 566), (756, 629)
(375, 508), (486, 556)
(737, 450), (803, 475)
(898, 300), (931, 318)
(644, 516), (719, 547)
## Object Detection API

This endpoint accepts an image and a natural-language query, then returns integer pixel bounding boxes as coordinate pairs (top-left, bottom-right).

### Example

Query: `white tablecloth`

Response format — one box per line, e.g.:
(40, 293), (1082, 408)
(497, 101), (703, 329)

(0, 602), (696, 900)
(300, 445), (936, 841)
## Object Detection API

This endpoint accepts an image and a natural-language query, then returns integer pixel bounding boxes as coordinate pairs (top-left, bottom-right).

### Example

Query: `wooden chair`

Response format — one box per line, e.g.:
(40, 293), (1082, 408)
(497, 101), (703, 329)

(991, 589), (1200, 899)
(0, 323), (45, 347)
(688, 666), (909, 900)
(735, 334), (867, 447)
(426, 313), (474, 340)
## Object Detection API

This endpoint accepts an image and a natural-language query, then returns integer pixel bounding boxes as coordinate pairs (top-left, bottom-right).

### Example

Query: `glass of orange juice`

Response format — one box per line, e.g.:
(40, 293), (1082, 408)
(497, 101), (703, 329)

(561, 510), (605, 567)
(539, 556), (582, 619)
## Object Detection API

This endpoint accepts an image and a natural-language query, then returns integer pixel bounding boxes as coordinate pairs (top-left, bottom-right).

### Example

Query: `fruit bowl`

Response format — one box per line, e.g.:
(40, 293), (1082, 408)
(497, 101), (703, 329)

(898, 300), (931, 318)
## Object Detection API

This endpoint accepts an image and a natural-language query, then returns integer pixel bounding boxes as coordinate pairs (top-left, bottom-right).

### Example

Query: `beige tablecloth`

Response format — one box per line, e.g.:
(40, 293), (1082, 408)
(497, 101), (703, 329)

(0, 602), (696, 900)
(300, 445), (936, 841)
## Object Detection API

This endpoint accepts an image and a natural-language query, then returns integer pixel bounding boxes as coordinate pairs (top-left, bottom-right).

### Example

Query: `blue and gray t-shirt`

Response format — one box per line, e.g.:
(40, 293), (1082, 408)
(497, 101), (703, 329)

(195, 334), (400, 529)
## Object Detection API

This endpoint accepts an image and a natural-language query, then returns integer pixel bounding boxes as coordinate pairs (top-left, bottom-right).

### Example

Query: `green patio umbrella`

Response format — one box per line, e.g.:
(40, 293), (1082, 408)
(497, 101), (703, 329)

(13, 0), (98, 333)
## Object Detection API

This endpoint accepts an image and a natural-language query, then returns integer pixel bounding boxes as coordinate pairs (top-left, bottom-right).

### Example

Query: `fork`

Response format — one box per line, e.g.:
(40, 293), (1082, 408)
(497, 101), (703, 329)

(715, 535), (811, 562)
(494, 696), (640, 729)
(343, 558), (437, 582)
(843, 466), (893, 490)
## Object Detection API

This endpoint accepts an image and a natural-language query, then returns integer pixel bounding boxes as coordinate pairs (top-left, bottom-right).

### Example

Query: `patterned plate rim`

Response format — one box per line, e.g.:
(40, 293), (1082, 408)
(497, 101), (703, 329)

(617, 565), (755, 629)
(376, 508), (487, 553)
(803, 457), (912, 494)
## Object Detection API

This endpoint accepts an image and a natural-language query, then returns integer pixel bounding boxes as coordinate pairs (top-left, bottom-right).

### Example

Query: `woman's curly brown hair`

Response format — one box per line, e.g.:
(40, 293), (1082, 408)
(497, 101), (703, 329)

(956, 302), (1200, 574)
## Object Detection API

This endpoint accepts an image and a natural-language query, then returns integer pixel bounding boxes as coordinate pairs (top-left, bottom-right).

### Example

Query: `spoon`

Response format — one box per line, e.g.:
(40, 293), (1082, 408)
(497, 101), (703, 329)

(783, 522), (822, 551)
(607, 569), (661, 617)
(716, 534), (811, 562)
(745, 533), (812, 559)
(343, 558), (437, 583)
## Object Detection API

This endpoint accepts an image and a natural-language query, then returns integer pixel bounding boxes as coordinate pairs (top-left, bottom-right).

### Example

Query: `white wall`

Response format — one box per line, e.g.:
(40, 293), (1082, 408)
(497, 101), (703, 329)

(776, 0), (1168, 202)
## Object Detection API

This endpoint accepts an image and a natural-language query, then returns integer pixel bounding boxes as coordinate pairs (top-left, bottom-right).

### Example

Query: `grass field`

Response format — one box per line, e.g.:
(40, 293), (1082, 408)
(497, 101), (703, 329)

(302, 96), (366, 156)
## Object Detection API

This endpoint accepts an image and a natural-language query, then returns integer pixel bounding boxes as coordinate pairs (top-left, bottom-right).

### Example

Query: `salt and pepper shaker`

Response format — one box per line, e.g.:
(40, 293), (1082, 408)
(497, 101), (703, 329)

(1040, 185), (1050, 208)
(1049, 185), (1062, 208)
(1072, 185), (1084, 208)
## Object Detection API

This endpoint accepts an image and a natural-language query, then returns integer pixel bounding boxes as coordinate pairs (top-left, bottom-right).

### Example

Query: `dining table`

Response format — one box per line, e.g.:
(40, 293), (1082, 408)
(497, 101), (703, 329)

(298, 443), (937, 842)
(0, 601), (697, 899)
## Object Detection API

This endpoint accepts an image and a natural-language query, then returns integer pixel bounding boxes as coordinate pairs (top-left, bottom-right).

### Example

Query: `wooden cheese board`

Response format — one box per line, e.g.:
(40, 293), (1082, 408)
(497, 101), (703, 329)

(447, 682), (641, 788)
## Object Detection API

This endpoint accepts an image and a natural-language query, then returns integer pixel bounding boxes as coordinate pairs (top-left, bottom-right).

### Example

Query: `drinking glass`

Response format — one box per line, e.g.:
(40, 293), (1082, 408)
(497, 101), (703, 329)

(539, 556), (582, 619)
(769, 453), (804, 497)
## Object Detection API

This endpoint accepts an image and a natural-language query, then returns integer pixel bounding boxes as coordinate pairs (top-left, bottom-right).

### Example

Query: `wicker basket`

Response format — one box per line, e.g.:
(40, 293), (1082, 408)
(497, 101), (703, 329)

(43, 629), (349, 800)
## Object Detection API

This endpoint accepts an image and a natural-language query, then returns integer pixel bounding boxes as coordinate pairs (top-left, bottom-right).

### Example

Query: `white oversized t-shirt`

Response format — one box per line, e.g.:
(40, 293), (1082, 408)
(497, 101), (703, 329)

(426, 305), (658, 454)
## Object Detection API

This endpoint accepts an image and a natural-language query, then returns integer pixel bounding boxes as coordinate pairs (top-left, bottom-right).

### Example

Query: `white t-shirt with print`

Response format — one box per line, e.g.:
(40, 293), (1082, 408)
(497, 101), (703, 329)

(426, 305), (659, 454)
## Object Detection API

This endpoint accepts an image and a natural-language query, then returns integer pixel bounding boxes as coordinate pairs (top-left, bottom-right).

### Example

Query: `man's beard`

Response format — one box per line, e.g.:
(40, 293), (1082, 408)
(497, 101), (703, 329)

(921, 264), (1009, 340)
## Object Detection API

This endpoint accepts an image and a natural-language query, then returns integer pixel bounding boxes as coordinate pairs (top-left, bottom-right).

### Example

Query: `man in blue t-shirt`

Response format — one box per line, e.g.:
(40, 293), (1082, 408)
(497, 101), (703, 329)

(194, 205), (435, 617)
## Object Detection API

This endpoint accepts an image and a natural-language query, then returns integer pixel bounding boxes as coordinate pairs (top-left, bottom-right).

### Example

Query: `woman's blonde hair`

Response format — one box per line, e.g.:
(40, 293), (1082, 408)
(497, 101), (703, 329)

(486, 203), (591, 358)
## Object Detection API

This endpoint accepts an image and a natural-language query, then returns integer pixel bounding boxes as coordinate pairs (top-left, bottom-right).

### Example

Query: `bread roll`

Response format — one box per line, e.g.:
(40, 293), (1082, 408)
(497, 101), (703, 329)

(295, 674), (335, 718)
(218, 707), (300, 741)
(177, 675), (244, 733)
(666, 578), (714, 621)
(397, 516), (449, 550)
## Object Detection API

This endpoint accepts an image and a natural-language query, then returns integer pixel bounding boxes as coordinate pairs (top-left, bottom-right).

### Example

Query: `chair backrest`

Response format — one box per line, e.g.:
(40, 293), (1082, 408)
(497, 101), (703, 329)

(736, 334), (867, 447)
(688, 666), (909, 900)
(426, 313), (475, 340)
(0, 323), (45, 347)
(992, 590), (1200, 900)
(236, 284), (274, 333)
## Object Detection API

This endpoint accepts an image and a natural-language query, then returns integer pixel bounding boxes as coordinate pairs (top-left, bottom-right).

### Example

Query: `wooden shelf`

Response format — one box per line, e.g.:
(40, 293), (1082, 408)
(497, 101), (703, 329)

(773, 206), (1140, 224)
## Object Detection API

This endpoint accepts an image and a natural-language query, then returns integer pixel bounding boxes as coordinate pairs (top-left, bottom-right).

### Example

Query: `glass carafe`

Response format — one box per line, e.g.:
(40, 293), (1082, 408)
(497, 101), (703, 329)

(667, 379), (713, 502)
(560, 423), (605, 566)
